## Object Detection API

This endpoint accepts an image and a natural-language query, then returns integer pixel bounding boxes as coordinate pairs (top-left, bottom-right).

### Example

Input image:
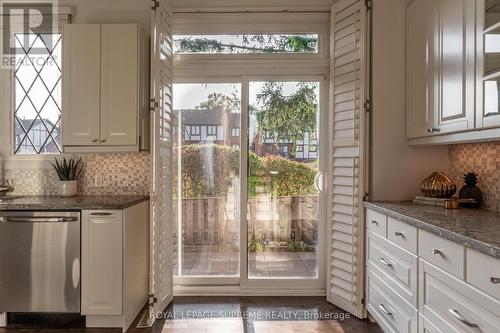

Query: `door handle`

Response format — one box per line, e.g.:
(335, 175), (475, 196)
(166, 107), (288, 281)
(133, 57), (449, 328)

(448, 309), (479, 328)
(314, 172), (323, 193)
(91, 138), (98, 143)
(491, 277), (500, 284)
(99, 138), (106, 143)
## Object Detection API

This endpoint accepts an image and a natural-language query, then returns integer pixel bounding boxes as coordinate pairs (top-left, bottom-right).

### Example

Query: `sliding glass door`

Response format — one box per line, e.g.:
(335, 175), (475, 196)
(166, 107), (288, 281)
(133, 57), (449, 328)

(173, 82), (241, 283)
(173, 77), (326, 289)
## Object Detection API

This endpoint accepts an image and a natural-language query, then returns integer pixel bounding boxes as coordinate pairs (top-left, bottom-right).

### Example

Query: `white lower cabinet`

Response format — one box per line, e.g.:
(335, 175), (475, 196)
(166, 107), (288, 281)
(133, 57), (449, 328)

(367, 269), (418, 333)
(419, 260), (500, 333)
(82, 202), (149, 332)
(366, 208), (500, 333)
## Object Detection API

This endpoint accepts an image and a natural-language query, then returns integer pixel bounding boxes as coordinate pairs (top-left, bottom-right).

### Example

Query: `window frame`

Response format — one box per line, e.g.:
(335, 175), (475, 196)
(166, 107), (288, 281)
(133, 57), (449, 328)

(2, 12), (72, 162)
(206, 125), (217, 136)
(172, 13), (330, 293)
(12, 32), (63, 156)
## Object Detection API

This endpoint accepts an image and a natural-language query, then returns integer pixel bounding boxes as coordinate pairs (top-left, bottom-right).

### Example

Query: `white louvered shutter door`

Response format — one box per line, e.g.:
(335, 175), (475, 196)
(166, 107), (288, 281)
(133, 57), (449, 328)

(327, 0), (368, 319)
(150, 0), (174, 314)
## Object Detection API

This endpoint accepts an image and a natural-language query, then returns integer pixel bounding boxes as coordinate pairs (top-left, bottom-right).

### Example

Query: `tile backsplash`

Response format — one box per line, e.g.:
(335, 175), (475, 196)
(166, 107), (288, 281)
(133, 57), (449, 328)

(2, 152), (150, 196)
(449, 142), (500, 211)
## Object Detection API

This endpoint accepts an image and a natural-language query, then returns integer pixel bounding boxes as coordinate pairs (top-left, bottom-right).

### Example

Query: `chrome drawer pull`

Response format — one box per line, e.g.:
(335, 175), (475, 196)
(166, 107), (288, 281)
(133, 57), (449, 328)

(378, 258), (393, 267)
(90, 212), (112, 216)
(371, 220), (378, 225)
(378, 304), (392, 316)
(431, 248), (443, 255)
(394, 231), (405, 238)
(491, 277), (500, 284)
(448, 309), (479, 328)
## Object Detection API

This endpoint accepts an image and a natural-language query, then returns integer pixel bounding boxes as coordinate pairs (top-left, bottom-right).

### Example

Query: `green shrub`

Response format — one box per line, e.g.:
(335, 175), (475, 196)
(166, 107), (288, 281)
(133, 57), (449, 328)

(175, 144), (318, 198)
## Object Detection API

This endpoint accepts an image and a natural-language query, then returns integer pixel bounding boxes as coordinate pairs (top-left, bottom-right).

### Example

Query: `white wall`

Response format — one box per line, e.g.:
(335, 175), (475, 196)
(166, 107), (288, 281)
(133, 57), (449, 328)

(60, 0), (150, 28)
(370, 0), (450, 200)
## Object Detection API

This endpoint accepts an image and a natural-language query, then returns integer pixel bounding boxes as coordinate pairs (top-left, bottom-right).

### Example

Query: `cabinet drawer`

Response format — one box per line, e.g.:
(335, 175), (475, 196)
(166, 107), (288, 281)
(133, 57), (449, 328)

(388, 217), (418, 254)
(418, 314), (445, 333)
(418, 229), (464, 279)
(419, 260), (500, 333)
(366, 209), (387, 238)
(467, 249), (500, 300)
(367, 269), (417, 333)
(367, 231), (418, 307)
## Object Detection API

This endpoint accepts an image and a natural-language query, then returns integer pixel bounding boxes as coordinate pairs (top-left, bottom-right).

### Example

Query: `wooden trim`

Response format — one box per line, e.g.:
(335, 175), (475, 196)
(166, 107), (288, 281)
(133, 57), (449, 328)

(408, 127), (500, 145)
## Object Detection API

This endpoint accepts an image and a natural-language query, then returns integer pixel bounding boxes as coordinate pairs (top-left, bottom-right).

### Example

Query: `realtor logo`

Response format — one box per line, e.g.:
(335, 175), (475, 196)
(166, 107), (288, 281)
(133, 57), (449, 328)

(1, 0), (58, 68)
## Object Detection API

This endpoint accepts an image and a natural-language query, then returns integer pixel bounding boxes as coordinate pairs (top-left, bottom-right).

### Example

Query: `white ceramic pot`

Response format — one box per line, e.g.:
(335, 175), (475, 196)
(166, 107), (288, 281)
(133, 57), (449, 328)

(58, 180), (78, 197)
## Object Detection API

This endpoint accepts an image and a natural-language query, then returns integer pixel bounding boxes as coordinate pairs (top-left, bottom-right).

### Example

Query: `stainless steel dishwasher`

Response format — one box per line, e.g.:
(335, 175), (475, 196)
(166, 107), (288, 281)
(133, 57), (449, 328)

(0, 211), (81, 312)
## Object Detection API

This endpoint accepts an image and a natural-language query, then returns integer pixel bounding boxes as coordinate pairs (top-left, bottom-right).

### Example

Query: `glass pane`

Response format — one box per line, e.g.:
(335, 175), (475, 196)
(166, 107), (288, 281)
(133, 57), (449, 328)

(173, 83), (241, 277)
(248, 81), (320, 279)
(485, 32), (500, 75)
(14, 33), (62, 154)
(174, 34), (319, 54)
(485, 77), (500, 116)
(486, 0), (500, 30)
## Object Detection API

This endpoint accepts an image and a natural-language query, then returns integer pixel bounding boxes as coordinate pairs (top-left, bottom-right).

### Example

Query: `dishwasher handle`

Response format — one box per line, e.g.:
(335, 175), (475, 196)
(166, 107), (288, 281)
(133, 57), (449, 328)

(0, 216), (79, 223)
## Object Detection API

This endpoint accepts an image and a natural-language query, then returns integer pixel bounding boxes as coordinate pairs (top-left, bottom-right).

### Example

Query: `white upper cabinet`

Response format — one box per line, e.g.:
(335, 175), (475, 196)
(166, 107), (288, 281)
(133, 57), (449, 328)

(62, 24), (101, 146)
(406, 0), (436, 139)
(406, 0), (475, 139)
(477, 0), (500, 128)
(62, 24), (148, 152)
(100, 25), (138, 146)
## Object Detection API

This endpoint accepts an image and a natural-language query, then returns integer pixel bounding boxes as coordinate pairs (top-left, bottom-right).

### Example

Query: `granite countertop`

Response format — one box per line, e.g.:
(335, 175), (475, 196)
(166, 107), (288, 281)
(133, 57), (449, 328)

(0, 195), (150, 211)
(364, 201), (500, 259)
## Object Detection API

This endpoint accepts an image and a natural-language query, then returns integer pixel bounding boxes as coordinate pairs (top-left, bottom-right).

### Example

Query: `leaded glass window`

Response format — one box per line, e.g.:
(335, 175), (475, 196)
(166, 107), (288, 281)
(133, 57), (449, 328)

(13, 33), (62, 154)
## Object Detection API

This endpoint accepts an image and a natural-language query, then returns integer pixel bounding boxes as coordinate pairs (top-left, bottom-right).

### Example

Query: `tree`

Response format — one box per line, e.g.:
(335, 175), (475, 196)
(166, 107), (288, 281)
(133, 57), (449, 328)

(252, 82), (318, 157)
(176, 34), (317, 54)
(196, 92), (240, 112)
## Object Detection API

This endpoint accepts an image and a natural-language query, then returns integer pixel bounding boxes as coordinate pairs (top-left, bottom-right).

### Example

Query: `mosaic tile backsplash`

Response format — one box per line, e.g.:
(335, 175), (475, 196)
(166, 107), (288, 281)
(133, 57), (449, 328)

(449, 142), (500, 211)
(2, 153), (150, 196)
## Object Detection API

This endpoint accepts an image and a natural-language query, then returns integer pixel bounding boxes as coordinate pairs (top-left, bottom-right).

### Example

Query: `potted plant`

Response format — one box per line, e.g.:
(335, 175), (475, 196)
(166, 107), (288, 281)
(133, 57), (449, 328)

(50, 158), (83, 197)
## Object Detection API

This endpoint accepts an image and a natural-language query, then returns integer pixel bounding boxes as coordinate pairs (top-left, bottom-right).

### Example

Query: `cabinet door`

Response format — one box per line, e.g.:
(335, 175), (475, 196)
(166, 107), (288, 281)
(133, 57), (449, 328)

(434, 0), (476, 133)
(100, 24), (139, 146)
(406, 0), (436, 139)
(62, 24), (101, 146)
(81, 210), (123, 316)
(477, 0), (500, 129)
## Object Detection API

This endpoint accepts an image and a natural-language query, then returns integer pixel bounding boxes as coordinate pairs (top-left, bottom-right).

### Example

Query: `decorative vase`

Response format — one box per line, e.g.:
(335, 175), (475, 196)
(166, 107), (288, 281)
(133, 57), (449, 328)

(420, 171), (457, 198)
(459, 172), (482, 208)
(58, 180), (78, 197)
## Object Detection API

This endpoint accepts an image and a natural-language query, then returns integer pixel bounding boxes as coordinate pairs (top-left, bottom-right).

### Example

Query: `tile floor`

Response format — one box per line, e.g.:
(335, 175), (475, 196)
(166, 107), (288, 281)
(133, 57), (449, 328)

(0, 297), (382, 333)
(176, 251), (318, 277)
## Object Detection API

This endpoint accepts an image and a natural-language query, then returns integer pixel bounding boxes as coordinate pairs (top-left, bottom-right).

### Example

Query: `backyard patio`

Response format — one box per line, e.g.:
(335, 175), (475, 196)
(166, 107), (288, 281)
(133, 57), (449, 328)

(175, 249), (318, 277)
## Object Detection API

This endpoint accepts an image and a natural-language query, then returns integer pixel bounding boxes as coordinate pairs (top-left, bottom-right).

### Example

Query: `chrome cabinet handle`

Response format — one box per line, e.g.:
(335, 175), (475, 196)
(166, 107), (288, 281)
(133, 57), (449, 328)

(491, 277), (500, 284)
(90, 212), (112, 216)
(448, 309), (479, 328)
(371, 220), (378, 225)
(91, 138), (98, 142)
(0, 216), (78, 223)
(378, 258), (393, 267)
(378, 304), (392, 316)
(394, 231), (405, 238)
(426, 128), (441, 134)
(431, 248), (443, 255)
